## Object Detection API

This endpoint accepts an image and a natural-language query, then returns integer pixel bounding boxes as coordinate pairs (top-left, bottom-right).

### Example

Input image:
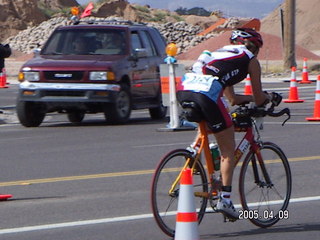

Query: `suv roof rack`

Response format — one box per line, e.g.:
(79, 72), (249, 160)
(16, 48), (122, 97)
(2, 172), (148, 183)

(71, 17), (146, 26)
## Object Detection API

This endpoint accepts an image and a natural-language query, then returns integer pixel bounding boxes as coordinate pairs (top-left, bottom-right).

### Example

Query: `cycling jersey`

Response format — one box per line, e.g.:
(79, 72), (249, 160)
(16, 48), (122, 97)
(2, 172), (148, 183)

(193, 45), (254, 87)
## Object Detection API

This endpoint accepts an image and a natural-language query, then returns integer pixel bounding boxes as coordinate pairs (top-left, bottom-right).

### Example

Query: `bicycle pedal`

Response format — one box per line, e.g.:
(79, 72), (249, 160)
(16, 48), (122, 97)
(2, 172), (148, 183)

(223, 215), (227, 222)
(222, 213), (237, 223)
(210, 202), (218, 210)
(227, 217), (237, 222)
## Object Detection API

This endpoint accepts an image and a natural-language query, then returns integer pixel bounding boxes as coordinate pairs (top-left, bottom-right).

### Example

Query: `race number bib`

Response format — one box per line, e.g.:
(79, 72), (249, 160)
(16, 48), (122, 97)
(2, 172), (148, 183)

(182, 73), (218, 92)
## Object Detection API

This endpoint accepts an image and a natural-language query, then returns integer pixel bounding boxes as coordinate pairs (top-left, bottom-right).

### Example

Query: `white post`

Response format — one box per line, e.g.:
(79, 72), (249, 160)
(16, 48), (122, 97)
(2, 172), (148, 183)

(168, 61), (180, 129)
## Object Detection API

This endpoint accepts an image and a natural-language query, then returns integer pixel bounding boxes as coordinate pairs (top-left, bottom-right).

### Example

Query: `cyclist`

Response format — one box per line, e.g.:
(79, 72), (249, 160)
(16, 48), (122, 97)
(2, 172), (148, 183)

(177, 28), (281, 220)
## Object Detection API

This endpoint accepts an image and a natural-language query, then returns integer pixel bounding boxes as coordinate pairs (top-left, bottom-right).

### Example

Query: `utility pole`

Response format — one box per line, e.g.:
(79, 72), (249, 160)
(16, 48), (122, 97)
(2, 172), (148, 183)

(283, 0), (296, 69)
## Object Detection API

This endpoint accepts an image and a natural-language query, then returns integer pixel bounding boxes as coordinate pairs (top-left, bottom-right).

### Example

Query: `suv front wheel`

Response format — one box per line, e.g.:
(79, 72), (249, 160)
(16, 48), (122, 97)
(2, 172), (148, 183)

(67, 110), (85, 124)
(16, 100), (46, 127)
(104, 85), (131, 124)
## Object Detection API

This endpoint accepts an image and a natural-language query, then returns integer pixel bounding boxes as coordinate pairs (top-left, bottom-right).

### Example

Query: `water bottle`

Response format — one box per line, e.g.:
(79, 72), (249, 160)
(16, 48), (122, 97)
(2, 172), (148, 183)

(209, 143), (220, 171)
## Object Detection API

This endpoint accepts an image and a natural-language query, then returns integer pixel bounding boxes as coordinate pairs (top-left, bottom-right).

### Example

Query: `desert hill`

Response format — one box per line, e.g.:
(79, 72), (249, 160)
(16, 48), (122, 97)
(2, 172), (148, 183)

(261, 0), (320, 52)
(177, 31), (320, 61)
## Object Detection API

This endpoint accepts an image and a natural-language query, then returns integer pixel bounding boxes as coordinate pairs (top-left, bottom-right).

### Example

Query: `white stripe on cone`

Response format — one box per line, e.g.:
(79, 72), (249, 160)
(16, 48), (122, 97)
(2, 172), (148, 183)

(306, 76), (320, 121)
(174, 168), (199, 240)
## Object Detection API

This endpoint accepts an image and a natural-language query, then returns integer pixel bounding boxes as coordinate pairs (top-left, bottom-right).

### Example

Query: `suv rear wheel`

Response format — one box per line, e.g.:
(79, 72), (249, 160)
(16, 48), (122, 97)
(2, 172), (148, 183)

(149, 105), (167, 119)
(16, 101), (46, 127)
(104, 85), (131, 124)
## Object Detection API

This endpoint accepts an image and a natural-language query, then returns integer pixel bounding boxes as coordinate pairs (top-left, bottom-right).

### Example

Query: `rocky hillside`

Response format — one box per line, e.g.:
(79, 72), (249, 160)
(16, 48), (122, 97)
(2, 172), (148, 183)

(2, 0), (320, 61)
(0, 0), (78, 41)
(5, 16), (219, 55)
(0, 0), (220, 53)
(0, 0), (210, 42)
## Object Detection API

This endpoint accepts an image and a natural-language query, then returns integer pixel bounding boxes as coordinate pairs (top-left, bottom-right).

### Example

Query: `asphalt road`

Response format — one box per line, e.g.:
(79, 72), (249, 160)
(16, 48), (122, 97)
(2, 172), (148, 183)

(0, 82), (319, 240)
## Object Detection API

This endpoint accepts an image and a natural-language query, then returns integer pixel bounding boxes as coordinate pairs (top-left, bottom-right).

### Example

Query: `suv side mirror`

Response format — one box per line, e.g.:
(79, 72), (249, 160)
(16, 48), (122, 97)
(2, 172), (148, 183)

(132, 48), (148, 59)
(33, 48), (41, 58)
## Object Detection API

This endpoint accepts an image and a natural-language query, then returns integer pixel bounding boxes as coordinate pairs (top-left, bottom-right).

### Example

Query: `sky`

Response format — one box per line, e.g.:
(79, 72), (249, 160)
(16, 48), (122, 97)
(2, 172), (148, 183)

(76, 0), (284, 19)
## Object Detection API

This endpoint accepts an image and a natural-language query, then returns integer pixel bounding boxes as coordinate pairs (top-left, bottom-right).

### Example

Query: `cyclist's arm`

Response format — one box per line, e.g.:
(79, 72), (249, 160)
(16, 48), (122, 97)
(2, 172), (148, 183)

(248, 57), (270, 106)
(224, 86), (253, 106)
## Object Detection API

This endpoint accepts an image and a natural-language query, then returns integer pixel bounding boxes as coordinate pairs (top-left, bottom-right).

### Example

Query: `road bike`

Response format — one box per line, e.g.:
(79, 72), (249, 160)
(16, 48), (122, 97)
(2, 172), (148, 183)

(151, 100), (292, 237)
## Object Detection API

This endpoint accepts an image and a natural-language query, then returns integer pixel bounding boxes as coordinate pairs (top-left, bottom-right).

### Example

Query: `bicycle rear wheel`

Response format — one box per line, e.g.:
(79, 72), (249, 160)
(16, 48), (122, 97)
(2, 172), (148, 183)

(239, 142), (291, 227)
(151, 149), (208, 237)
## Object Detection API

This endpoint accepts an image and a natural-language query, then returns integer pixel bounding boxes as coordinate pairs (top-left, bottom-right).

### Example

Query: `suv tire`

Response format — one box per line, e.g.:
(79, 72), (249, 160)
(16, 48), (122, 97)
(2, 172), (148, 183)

(104, 85), (131, 124)
(67, 110), (85, 124)
(149, 105), (167, 120)
(16, 100), (46, 127)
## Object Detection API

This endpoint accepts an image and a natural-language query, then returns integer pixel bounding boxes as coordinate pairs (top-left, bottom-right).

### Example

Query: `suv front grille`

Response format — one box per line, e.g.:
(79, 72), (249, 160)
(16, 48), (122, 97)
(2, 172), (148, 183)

(44, 71), (84, 81)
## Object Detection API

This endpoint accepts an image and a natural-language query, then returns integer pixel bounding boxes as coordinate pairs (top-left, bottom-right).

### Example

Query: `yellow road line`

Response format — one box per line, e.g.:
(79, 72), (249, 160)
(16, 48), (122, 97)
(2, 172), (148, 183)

(0, 170), (154, 187)
(0, 155), (319, 187)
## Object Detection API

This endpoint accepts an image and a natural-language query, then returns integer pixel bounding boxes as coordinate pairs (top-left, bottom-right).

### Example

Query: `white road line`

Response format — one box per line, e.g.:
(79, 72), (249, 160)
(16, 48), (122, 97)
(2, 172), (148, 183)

(0, 195), (319, 235)
(265, 121), (320, 125)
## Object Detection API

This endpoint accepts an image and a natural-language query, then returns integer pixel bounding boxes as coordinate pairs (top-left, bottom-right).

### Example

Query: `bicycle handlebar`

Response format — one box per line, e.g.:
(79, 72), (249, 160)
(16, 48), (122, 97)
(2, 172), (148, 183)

(264, 104), (291, 125)
(234, 102), (291, 126)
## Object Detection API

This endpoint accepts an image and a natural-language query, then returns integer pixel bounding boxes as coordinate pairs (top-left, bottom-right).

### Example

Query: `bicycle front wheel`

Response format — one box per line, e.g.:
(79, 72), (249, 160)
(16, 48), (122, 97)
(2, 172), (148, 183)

(239, 142), (292, 228)
(151, 149), (208, 237)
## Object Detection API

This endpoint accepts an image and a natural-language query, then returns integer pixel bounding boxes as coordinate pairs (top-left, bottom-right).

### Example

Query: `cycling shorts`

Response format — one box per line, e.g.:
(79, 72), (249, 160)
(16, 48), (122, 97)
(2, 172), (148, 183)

(177, 90), (233, 133)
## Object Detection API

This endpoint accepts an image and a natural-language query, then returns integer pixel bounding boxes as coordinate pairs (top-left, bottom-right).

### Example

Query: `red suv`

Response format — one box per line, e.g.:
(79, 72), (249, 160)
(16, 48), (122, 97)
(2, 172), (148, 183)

(16, 20), (167, 127)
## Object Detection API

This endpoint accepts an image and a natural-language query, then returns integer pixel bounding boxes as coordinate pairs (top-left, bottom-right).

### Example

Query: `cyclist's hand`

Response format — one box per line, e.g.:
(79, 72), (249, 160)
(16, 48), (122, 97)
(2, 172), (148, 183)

(270, 92), (282, 106)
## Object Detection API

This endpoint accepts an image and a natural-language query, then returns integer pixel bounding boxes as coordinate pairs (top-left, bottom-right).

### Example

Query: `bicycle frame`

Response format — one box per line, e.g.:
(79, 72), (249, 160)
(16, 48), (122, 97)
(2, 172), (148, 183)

(168, 117), (270, 197)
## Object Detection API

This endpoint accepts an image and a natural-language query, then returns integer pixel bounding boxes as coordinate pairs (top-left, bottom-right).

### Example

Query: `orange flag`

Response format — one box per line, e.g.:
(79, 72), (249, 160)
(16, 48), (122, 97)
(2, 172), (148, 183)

(80, 2), (94, 18)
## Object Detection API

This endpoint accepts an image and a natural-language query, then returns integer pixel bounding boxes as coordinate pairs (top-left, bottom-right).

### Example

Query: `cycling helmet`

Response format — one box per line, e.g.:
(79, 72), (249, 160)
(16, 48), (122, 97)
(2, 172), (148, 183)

(230, 28), (263, 49)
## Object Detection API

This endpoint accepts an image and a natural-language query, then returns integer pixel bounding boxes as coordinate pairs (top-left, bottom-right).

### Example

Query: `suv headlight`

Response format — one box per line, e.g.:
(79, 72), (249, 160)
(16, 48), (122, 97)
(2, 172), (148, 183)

(89, 71), (115, 81)
(19, 71), (40, 82)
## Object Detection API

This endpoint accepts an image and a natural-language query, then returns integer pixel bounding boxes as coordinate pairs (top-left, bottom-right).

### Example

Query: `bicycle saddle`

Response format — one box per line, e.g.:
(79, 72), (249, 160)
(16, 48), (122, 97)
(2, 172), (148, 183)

(180, 101), (204, 122)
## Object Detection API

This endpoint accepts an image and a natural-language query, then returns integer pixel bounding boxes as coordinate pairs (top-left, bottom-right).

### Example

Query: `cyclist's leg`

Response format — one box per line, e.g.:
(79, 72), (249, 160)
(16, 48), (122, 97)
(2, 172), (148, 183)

(213, 126), (239, 219)
(214, 126), (235, 186)
(178, 91), (239, 219)
(199, 94), (239, 219)
(199, 93), (235, 187)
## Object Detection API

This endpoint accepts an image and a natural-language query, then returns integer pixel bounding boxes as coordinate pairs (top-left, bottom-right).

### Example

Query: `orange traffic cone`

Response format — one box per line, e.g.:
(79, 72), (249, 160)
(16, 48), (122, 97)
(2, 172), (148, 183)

(0, 68), (9, 88)
(300, 58), (312, 84)
(284, 67), (304, 103)
(244, 75), (252, 95)
(306, 75), (320, 121)
(174, 168), (199, 240)
(0, 194), (13, 201)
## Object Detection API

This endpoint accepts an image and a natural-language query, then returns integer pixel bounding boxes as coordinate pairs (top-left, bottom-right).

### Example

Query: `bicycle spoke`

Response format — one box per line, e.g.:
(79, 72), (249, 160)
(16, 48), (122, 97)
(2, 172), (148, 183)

(151, 149), (208, 237)
(239, 142), (291, 228)
(164, 197), (177, 215)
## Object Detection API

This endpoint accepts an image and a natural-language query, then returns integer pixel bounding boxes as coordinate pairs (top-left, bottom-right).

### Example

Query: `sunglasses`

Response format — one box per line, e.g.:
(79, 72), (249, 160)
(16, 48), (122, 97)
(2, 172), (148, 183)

(230, 30), (253, 40)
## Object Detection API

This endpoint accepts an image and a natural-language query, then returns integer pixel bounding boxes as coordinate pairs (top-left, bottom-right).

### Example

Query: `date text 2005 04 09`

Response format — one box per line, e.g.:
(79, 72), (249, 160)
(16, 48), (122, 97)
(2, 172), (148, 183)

(238, 210), (289, 220)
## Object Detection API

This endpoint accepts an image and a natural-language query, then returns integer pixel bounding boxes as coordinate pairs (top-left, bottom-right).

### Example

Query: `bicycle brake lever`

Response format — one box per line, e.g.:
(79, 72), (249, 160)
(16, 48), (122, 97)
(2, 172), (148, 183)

(266, 106), (291, 126)
(281, 108), (291, 126)
(267, 103), (275, 113)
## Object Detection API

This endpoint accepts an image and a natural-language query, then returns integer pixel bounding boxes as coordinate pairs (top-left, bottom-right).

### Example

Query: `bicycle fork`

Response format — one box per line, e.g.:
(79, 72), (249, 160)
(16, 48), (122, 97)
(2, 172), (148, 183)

(251, 146), (273, 188)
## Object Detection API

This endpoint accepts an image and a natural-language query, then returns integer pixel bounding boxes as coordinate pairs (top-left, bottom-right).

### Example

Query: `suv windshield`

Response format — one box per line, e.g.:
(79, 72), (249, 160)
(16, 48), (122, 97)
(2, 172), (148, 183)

(41, 28), (127, 55)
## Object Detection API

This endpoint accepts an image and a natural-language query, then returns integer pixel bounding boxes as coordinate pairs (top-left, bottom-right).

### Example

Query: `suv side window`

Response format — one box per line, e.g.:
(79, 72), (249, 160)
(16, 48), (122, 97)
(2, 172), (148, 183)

(131, 31), (143, 53)
(139, 30), (157, 57)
